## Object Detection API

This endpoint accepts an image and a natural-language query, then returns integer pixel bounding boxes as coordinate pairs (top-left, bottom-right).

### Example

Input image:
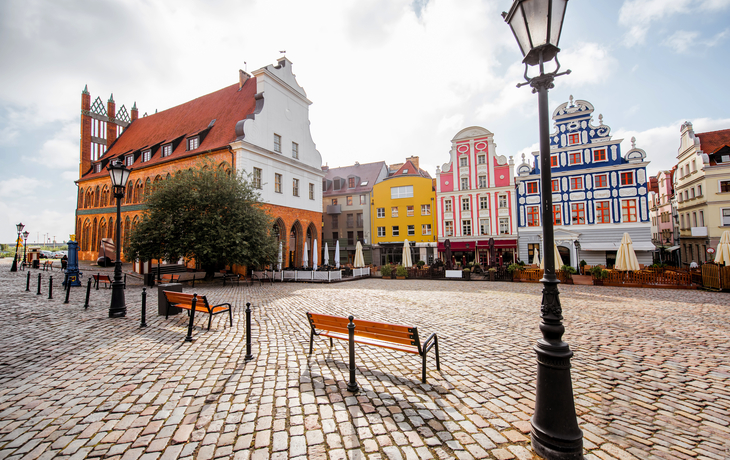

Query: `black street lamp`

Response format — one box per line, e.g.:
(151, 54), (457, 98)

(10, 222), (24, 272)
(107, 160), (131, 318)
(22, 231), (29, 268)
(503, 1), (583, 459)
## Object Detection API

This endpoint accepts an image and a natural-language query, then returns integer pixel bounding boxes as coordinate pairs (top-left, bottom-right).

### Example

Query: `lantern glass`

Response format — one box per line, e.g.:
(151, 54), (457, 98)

(523, 0), (549, 50)
(504, 0), (568, 66)
(107, 160), (131, 189)
(16, 222), (24, 233)
(550, 0), (568, 46)
(23, 231), (29, 239)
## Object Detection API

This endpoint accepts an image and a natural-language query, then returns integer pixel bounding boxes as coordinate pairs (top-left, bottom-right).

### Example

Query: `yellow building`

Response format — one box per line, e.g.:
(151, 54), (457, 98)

(371, 158), (438, 266)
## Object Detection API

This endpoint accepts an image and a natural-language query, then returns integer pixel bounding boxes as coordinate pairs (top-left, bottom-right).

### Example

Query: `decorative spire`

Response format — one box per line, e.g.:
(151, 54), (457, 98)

(631, 137), (636, 149)
(598, 114), (603, 125)
(522, 153), (526, 163)
(568, 95), (574, 107)
(82, 84), (90, 95)
(108, 93), (114, 103)
(132, 101), (137, 110)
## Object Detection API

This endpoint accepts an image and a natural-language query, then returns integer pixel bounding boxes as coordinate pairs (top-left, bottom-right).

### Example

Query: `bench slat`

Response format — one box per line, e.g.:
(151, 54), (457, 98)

(308, 314), (416, 347)
(321, 331), (419, 354)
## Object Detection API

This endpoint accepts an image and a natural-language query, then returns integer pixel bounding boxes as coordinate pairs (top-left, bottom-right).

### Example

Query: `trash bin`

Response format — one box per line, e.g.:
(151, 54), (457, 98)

(158, 283), (183, 316)
(32, 259), (40, 269)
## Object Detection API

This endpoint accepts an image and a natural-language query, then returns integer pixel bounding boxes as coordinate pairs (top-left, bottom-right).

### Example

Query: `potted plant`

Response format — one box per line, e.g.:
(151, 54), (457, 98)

(462, 268), (471, 280)
(395, 265), (408, 279)
(417, 260), (425, 268)
(590, 266), (608, 285)
(579, 260), (587, 275)
(488, 267), (497, 281)
(380, 264), (393, 279)
(560, 264), (577, 284)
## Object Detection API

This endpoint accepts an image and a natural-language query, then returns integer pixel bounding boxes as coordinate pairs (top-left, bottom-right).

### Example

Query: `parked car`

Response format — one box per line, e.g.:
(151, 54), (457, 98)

(40, 250), (53, 259)
(53, 251), (68, 259)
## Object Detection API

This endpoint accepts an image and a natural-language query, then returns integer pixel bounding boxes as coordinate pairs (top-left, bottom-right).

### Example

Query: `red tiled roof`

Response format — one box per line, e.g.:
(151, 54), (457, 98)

(390, 160), (431, 179)
(697, 128), (730, 154)
(80, 79), (257, 181)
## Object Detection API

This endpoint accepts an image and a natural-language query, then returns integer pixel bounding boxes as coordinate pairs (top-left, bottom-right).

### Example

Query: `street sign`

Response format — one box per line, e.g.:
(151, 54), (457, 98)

(707, 247), (715, 254)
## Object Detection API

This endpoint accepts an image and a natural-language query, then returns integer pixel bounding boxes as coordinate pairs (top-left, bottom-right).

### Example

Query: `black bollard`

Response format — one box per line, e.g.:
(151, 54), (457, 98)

(96, 273), (100, 290)
(245, 302), (253, 361)
(84, 277), (92, 309)
(64, 279), (71, 304)
(185, 294), (197, 342)
(36, 273), (42, 295)
(347, 315), (358, 393)
(48, 276), (53, 300)
(26, 271), (31, 292)
(140, 288), (148, 328)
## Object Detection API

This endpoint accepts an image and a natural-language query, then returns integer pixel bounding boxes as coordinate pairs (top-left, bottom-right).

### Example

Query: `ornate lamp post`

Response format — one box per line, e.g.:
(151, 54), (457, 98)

(22, 231), (29, 268)
(10, 222), (24, 272)
(107, 160), (131, 318)
(503, 1), (582, 459)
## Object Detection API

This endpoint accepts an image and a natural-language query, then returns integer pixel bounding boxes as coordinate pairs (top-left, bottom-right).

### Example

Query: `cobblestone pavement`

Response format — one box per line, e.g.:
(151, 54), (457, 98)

(0, 260), (728, 460)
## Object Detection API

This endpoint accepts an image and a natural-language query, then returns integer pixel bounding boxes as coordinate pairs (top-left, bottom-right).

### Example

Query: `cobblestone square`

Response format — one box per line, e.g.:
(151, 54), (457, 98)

(0, 263), (728, 460)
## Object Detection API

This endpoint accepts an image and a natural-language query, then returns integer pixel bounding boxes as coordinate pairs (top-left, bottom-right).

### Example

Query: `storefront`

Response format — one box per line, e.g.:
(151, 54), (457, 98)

(437, 239), (518, 267)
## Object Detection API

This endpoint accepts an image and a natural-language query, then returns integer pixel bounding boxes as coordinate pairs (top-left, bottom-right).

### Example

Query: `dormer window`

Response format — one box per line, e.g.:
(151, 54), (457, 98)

(348, 177), (356, 188)
(403, 169), (408, 174)
(126, 155), (134, 166)
(142, 150), (151, 162)
(162, 144), (172, 157)
(94, 163), (102, 173)
(187, 137), (199, 151)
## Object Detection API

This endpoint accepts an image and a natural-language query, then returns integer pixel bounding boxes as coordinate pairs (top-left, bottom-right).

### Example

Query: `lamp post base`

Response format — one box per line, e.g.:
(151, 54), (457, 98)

(109, 282), (126, 318)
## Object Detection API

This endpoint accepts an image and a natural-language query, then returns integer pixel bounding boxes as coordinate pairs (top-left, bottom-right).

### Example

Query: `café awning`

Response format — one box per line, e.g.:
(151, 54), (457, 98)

(580, 242), (656, 251)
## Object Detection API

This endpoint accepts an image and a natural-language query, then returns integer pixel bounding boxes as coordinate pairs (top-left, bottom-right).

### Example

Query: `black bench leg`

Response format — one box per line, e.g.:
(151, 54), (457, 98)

(309, 328), (315, 355)
(185, 295), (197, 342)
(435, 336), (440, 371)
(228, 307), (233, 327)
(422, 353), (427, 384)
(208, 312), (212, 331)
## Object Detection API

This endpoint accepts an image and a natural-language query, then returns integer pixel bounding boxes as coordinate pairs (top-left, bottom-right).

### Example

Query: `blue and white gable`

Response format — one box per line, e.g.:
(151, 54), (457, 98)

(550, 96), (611, 149)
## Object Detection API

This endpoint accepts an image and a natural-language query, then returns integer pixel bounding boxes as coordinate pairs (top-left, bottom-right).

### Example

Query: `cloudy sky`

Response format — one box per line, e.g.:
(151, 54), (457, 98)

(1, 0), (729, 243)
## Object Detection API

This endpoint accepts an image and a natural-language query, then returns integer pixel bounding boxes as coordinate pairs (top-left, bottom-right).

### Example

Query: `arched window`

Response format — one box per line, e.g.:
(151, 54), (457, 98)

(108, 217), (114, 239)
(82, 219), (92, 251)
(78, 188), (84, 208)
(126, 182), (134, 204)
(124, 217), (131, 250)
(144, 178), (151, 200)
(92, 218), (98, 252)
(99, 219), (107, 247)
(94, 186), (100, 207)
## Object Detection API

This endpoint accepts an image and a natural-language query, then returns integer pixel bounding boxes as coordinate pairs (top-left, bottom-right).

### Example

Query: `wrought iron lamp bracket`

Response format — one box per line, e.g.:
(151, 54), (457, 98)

(516, 51), (571, 90)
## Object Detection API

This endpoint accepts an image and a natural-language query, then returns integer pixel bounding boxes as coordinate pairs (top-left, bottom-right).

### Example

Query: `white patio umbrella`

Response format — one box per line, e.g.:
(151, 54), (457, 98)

(277, 241), (282, 271)
(533, 248), (540, 266)
(540, 243), (563, 270)
(334, 240), (340, 269)
(302, 241), (308, 269)
(615, 232), (640, 271)
(324, 242), (329, 267)
(312, 239), (318, 271)
(402, 239), (413, 267)
(354, 241), (365, 268)
(714, 230), (730, 266)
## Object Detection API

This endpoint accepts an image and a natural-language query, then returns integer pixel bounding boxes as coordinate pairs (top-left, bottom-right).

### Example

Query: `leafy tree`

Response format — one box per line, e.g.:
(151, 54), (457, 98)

(127, 161), (278, 279)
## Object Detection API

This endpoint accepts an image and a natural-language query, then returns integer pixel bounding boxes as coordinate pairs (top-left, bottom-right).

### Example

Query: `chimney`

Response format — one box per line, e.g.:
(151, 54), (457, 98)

(80, 85), (92, 178)
(131, 101), (138, 122)
(407, 155), (420, 169)
(107, 94), (117, 146)
(239, 69), (250, 90)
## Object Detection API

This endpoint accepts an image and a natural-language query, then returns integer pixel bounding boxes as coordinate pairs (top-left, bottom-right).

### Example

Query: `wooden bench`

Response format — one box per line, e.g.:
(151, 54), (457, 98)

(93, 274), (112, 289)
(163, 291), (233, 331)
(306, 312), (439, 384)
(220, 270), (240, 286)
(42, 260), (53, 271)
(156, 274), (180, 284)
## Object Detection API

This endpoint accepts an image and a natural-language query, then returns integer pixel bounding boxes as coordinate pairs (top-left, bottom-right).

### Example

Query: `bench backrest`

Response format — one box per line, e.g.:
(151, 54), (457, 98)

(163, 291), (208, 309)
(307, 312), (420, 352)
(93, 274), (111, 281)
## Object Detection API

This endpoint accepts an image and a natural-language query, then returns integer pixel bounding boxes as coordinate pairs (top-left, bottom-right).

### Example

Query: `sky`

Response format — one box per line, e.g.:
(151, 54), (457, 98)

(1, 0), (729, 244)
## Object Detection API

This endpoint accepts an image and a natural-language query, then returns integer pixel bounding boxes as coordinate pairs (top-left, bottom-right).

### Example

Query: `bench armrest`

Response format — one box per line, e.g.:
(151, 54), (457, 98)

(423, 333), (438, 354)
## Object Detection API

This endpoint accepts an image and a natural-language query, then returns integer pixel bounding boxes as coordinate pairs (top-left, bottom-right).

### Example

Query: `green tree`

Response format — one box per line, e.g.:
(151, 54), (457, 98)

(127, 162), (278, 279)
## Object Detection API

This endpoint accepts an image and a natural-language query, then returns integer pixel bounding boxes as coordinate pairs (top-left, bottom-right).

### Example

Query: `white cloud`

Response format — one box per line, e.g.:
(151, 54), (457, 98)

(558, 43), (617, 86)
(663, 30), (701, 53)
(31, 121), (78, 169)
(0, 175), (47, 198)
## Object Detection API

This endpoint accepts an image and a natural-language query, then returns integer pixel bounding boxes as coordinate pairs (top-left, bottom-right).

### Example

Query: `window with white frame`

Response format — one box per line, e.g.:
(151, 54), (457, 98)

(461, 177), (469, 190)
(699, 210), (705, 226)
(462, 220), (471, 236)
(499, 195), (507, 208)
(274, 134), (281, 153)
(568, 151), (582, 165)
(309, 183), (314, 200)
(292, 142), (299, 159)
(720, 180), (730, 193)
(480, 196), (489, 210)
(444, 221), (454, 237)
(620, 171), (634, 186)
(253, 167), (262, 189)
(407, 205), (414, 216)
(392, 226), (399, 236)
(126, 155), (135, 166)
(527, 181), (539, 194)
(377, 226), (386, 237)
(275, 173), (282, 193)
(187, 136), (199, 150)
(421, 204), (431, 215)
(570, 176), (583, 190)
(477, 154), (486, 164)
(622, 199), (637, 223)
(360, 195), (367, 205)
(568, 133), (580, 145)
(480, 219), (490, 235)
(377, 207), (385, 218)
(722, 208), (730, 226)
(593, 148), (607, 162)
(407, 225), (415, 236)
(462, 198), (470, 211)
(390, 185), (413, 199)
(459, 156), (468, 167)
(499, 218), (509, 234)
(162, 144), (172, 157)
(594, 174), (608, 188)
(422, 224), (431, 235)
(391, 207), (398, 217)
(292, 178), (299, 196)
(526, 206), (540, 227)
(479, 176), (487, 188)
(445, 199), (452, 212)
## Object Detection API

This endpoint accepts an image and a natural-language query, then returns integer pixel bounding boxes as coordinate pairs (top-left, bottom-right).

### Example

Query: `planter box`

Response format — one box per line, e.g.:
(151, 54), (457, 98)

(396, 276), (406, 280)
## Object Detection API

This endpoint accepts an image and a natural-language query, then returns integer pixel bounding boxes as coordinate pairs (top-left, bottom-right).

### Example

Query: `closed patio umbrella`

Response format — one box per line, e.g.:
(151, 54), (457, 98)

(615, 232), (640, 271)
(354, 241), (365, 268)
(277, 241), (282, 271)
(312, 239), (318, 271)
(324, 242), (329, 267)
(303, 241), (308, 269)
(714, 230), (730, 266)
(402, 239), (412, 267)
(540, 243), (563, 270)
(533, 248), (540, 266)
(335, 240), (340, 269)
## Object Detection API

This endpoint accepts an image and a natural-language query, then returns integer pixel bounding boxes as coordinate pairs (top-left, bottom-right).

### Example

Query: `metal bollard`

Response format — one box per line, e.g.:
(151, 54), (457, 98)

(48, 276), (53, 300)
(96, 273), (100, 290)
(185, 294), (197, 342)
(347, 315), (358, 393)
(245, 302), (253, 361)
(37, 273), (42, 295)
(84, 277), (92, 309)
(140, 288), (148, 328)
(26, 271), (31, 292)
(64, 279), (71, 304)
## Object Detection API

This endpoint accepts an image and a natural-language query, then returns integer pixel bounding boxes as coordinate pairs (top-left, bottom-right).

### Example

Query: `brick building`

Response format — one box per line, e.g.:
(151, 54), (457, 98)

(75, 57), (324, 270)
